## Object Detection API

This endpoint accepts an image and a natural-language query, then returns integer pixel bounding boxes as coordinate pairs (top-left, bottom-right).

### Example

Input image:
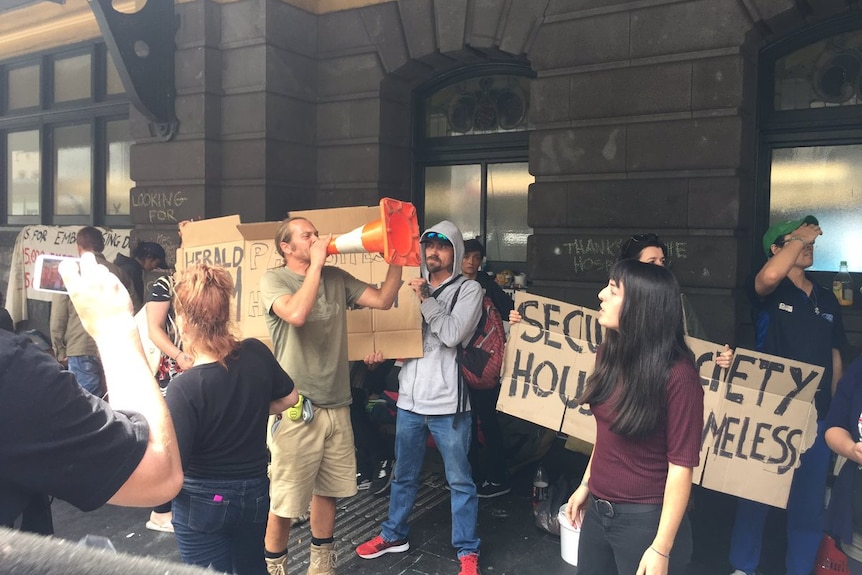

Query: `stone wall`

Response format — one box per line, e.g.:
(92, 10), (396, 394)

(3, 0), (858, 348)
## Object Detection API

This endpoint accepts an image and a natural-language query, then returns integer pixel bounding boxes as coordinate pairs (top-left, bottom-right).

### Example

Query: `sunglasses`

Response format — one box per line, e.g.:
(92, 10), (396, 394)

(620, 233), (660, 257)
(423, 232), (450, 242)
(629, 233), (659, 244)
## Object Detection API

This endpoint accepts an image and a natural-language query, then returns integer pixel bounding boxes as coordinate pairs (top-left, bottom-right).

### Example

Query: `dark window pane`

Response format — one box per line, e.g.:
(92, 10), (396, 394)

(774, 29), (862, 111)
(770, 144), (862, 270)
(486, 162), (533, 262)
(7, 130), (41, 216)
(106, 120), (132, 215)
(53, 124), (92, 216)
(425, 75), (530, 137)
(8, 64), (40, 109)
(54, 54), (92, 103)
(106, 52), (125, 95)
(424, 165), (482, 240)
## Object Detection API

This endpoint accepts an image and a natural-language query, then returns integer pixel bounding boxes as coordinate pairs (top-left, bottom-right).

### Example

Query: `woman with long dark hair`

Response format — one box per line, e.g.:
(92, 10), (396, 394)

(166, 264), (298, 574)
(565, 259), (704, 575)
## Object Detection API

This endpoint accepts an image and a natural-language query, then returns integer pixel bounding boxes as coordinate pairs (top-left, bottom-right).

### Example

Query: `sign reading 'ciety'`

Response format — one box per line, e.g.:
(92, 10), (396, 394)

(498, 291), (821, 509)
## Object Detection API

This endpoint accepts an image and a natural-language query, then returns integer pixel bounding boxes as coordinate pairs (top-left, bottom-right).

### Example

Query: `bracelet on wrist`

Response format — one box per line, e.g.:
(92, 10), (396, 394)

(649, 546), (670, 559)
(580, 480), (589, 488)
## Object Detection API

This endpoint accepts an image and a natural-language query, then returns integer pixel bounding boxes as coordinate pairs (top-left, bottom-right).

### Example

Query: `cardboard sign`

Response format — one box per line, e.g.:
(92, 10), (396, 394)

(688, 336), (820, 508)
(176, 207), (422, 360)
(498, 292), (822, 508)
(5, 226), (131, 325)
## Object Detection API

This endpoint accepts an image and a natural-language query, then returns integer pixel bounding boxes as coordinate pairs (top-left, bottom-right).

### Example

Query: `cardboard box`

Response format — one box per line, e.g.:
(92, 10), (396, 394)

(176, 216), (283, 346)
(177, 206), (423, 360)
(498, 291), (821, 508)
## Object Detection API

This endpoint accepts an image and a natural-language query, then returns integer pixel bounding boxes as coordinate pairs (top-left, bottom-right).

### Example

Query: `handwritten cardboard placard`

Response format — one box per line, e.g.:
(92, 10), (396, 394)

(5, 226), (131, 324)
(498, 291), (821, 508)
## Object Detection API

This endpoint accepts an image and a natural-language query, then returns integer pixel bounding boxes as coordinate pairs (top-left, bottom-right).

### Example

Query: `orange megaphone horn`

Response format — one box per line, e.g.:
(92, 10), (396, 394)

(326, 198), (421, 266)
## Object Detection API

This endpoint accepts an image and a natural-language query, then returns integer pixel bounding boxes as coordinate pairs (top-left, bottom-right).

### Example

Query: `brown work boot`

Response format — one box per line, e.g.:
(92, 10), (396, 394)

(265, 553), (287, 575)
(308, 542), (336, 575)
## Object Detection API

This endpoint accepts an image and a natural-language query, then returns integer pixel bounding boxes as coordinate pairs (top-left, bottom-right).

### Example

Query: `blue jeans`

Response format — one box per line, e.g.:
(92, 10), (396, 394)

(172, 476), (269, 575)
(382, 409), (480, 557)
(67, 355), (102, 396)
(729, 420), (831, 575)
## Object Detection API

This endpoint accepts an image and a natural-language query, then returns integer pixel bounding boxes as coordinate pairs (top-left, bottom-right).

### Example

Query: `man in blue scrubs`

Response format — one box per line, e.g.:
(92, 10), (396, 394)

(728, 215), (846, 575)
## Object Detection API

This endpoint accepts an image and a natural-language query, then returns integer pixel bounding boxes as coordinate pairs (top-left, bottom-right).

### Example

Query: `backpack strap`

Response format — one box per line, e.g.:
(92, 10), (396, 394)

(431, 276), (469, 415)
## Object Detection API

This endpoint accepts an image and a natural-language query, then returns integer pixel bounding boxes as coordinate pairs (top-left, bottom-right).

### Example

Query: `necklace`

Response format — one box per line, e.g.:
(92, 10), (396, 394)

(810, 286), (819, 315)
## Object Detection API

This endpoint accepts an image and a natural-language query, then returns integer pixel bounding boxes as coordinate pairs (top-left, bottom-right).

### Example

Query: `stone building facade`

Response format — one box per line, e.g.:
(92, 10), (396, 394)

(1, 0), (860, 349)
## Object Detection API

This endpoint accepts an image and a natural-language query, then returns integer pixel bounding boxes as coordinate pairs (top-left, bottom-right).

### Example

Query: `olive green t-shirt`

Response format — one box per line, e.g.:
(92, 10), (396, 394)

(260, 266), (367, 408)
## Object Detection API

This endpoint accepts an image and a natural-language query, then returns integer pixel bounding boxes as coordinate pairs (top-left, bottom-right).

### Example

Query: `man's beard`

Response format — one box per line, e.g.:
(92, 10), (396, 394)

(426, 258), (451, 275)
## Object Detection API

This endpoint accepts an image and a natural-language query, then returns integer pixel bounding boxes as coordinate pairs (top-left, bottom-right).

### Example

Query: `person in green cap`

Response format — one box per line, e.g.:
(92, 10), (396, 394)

(728, 215), (847, 575)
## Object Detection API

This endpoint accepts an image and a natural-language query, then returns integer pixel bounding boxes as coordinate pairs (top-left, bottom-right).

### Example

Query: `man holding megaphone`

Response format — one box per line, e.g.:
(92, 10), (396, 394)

(261, 214), (405, 575)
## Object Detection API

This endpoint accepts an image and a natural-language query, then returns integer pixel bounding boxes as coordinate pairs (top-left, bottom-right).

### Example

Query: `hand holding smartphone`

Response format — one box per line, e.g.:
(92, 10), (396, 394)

(33, 254), (79, 293)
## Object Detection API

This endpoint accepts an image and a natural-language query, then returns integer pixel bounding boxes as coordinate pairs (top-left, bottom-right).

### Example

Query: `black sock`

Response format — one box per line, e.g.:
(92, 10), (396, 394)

(264, 549), (287, 559)
(312, 536), (334, 546)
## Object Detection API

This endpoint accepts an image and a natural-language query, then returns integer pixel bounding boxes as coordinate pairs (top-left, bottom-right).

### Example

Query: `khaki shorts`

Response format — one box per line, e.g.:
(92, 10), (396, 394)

(269, 405), (357, 518)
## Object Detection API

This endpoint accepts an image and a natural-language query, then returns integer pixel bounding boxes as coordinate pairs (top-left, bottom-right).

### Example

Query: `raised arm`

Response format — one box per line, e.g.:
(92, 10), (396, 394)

(269, 234), (330, 327)
(754, 222), (821, 297)
(60, 253), (183, 507)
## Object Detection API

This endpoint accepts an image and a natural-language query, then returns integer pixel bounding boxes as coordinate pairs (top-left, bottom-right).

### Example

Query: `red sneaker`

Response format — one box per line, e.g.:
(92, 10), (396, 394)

(355, 535), (409, 559)
(459, 553), (481, 575)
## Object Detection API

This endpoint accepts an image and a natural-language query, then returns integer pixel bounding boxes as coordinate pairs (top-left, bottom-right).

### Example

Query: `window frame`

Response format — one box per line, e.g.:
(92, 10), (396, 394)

(756, 13), (862, 275)
(413, 63), (534, 269)
(0, 40), (130, 227)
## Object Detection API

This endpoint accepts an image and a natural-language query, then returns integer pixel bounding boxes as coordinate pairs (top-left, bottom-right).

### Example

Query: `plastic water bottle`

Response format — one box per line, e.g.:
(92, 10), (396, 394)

(833, 261), (854, 306)
(532, 464), (548, 508)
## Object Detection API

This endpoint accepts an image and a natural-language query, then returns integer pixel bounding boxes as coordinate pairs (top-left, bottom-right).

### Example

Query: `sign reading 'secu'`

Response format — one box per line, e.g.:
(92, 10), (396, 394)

(498, 291), (821, 509)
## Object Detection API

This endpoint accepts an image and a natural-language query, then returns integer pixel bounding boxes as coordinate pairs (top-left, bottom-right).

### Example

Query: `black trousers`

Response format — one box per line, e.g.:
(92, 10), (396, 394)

(468, 384), (507, 484)
(578, 497), (692, 575)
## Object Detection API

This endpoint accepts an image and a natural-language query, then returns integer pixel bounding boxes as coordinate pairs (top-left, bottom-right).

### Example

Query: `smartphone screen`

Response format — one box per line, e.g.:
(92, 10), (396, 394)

(34, 254), (77, 293)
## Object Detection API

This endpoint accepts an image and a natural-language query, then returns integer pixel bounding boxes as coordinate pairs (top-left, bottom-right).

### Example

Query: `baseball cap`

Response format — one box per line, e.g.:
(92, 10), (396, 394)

(463, 238), (485, 257)
(762, 215), (818, 256)
(420, 231), (452, 245)
(138, 241), (168, 269)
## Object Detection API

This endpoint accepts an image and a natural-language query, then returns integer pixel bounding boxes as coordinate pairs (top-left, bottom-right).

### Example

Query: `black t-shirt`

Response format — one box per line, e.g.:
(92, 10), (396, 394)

(165, 338), (294, 479)
(0, 330), (149, 525)
(748, 274), (847, 418)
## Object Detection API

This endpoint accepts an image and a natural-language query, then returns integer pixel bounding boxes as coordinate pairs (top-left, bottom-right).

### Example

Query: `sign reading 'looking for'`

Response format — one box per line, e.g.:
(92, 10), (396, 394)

(497, 292), (821, 509)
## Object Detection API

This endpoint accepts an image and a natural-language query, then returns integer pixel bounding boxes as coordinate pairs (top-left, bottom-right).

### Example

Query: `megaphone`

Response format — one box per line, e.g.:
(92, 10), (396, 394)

(327, 198), (421, 267)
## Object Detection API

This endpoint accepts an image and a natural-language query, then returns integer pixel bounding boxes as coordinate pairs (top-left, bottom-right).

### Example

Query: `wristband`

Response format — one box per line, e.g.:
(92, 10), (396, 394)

(580, 480), (589, 488)
(787, 236), (804, 245)
(649, 546), (670, 559)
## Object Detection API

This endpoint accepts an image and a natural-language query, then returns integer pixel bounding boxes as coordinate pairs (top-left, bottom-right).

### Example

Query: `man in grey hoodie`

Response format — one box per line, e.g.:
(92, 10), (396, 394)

(356, 221), (484, 575)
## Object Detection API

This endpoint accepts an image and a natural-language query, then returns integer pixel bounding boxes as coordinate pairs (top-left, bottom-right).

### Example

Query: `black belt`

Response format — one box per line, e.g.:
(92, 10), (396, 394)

(591, 496), (661, 518)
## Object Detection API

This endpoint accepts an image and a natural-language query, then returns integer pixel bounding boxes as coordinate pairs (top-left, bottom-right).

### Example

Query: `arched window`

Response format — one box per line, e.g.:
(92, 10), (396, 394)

(415, 66), (534, 272)
(758, 16), (862, 273)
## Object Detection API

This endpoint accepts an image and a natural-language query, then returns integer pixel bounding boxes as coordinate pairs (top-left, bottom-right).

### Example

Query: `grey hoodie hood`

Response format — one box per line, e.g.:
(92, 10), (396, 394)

(419, 220), (465, 288)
